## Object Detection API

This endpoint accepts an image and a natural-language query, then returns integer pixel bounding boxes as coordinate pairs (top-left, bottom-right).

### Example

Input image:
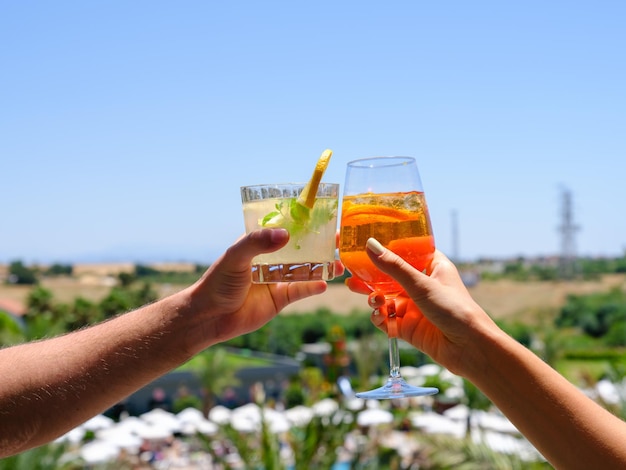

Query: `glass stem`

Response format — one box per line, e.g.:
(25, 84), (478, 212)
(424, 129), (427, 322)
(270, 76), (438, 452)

(386, 299), (401, 380)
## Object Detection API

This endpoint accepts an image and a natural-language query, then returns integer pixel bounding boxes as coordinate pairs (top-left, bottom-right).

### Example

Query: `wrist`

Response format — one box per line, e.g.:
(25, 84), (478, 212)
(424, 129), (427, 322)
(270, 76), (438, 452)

(459, 316), (526, 389)
(446, 311), (511, 382)
(169, 281), (224, 359)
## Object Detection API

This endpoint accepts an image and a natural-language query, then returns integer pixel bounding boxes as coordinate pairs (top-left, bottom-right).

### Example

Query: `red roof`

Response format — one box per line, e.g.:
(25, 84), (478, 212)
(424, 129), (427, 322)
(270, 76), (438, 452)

(0, 298), (27, 317)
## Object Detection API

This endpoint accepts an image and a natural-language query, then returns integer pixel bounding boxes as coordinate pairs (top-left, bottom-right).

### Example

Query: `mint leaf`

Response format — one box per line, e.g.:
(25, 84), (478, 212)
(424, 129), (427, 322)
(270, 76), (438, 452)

(289, 199), (310, 224)
(261, 211), (280, 226)
(260, 198), (337, 250)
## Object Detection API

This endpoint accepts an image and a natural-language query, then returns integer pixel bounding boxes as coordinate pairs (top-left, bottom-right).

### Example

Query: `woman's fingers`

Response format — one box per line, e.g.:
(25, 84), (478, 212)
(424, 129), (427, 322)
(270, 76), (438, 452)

(368, 292), (386, 309)
(344, 275), (371, 295)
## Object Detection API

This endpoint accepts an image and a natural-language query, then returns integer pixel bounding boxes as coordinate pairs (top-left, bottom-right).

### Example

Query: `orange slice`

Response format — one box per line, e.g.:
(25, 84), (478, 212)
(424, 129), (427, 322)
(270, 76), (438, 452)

(342, 203), (414, 224)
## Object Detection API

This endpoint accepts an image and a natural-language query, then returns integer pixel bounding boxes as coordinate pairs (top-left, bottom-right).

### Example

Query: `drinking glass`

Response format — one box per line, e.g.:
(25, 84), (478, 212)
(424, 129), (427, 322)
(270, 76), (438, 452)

(339, 156), (438, 399)
(241, 182), (339, 283)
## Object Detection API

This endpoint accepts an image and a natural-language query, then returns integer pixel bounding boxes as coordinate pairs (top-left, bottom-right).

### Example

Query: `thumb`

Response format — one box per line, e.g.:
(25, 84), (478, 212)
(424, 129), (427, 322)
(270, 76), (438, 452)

(364, 237), (433, 298)
(222, 229), (290, 272)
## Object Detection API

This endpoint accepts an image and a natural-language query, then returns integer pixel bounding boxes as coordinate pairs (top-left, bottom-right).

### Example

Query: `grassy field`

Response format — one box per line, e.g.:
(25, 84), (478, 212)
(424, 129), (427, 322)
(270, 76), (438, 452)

(1, 267), (625, 324)
(468, 274), (626, 322)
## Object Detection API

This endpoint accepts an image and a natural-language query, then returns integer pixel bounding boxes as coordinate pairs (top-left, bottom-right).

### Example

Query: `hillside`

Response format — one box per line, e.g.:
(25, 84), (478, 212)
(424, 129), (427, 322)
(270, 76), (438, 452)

(1, 266), (625, 324)
(282, 274), (626, 322)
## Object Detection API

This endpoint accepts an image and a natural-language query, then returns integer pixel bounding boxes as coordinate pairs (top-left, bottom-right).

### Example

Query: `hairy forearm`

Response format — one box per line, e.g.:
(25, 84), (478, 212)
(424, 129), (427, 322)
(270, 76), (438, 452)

(0, 290), (192, 456)
(464, 326), (626, 469)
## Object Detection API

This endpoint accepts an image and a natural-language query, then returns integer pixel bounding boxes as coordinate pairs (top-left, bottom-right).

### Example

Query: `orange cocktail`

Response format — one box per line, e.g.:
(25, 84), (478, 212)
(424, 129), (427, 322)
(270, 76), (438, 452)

(339, 191), (435, 296)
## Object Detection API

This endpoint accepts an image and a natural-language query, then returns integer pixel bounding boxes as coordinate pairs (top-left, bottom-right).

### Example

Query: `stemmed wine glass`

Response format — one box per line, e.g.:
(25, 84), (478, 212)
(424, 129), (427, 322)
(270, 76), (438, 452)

(339, 156), (439, 399)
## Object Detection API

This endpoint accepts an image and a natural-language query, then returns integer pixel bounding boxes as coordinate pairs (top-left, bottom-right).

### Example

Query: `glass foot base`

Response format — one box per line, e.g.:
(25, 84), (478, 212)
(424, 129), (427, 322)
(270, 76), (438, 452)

(355, 377), (438, 400)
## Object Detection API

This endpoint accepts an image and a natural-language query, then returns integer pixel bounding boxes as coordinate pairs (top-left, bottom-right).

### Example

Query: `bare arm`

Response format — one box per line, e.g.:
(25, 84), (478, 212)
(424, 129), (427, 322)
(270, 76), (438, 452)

(0, 296), (186, 455)
(0, 228), (335, 457)
(465, 316), (626, 469)
(351, 239), (626, 469)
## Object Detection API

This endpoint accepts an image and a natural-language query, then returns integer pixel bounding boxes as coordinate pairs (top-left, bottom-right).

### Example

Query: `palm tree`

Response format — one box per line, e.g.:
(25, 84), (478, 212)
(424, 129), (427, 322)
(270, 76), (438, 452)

(462, 378), (492, 437)
(194, 347), (240, 414)
(353, 334), (385, 391)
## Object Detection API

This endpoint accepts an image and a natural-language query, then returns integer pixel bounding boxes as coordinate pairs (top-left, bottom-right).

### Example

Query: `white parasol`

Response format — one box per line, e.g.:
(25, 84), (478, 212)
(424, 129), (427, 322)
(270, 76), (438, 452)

(140, 407), (181, 434)
(285, 405), (315, 427)
(79, 439), (120, 464)
(410, 411), (466, 438)
(312, 398), (339, 417)
(177, 407), (219, 435)
(81, 413), (115, 431)
(208, 405), (232, 425)
(356, 407), (393, 427)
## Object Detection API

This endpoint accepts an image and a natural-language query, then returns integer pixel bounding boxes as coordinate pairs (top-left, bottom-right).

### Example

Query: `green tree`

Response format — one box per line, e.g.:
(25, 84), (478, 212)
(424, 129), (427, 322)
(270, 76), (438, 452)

(22, 286), (67, 340)
(0, 311), (25, 346)
(7, 260), (38, 285)
(67, 297), (103, 330)
(605, 320), (626, 347)
(556, 288), (626, 338)
(300, 309), (332, 344)
(134, 264), (159, 277)
(497, 320), (533, 348)
(22, 309), (67, 341)
(98, 283), (157, 319)
(26, 286), (54, 315)
(0, 442), (82, 469)
(133, 282), (158, 306)
(538, 326), (566, 367)
(117, 271), (136, 287)
(503, 258), (528, 280)
(45, 263), (73, 276)
(353, 334), (385, 391)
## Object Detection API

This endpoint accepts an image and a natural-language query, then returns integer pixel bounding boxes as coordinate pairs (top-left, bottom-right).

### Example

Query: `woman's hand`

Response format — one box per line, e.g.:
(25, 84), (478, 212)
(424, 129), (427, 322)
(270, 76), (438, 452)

(346, 239), (495, 375)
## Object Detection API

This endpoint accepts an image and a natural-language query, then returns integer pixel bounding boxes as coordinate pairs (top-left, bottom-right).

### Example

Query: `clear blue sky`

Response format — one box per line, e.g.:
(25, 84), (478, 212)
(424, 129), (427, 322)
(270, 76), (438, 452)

(2, 1), (625, 264)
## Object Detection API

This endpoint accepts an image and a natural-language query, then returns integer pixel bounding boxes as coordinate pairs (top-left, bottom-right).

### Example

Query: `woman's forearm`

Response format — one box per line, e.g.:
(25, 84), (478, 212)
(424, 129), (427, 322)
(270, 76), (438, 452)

(465, 326), (626, 469)
(356, 243), (626, 469)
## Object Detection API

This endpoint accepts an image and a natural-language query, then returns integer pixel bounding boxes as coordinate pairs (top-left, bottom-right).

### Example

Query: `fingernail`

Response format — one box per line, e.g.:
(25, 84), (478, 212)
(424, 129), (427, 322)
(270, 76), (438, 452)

(366, 238), (385, 255)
